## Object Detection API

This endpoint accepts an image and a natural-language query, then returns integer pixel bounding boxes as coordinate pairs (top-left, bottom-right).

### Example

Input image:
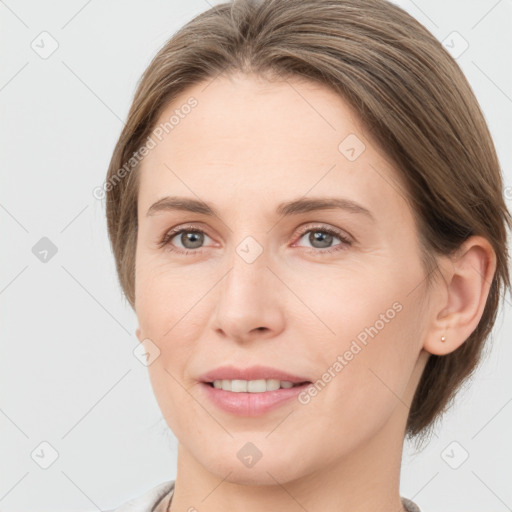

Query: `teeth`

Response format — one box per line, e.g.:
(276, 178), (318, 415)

(212, 379), (298, 392)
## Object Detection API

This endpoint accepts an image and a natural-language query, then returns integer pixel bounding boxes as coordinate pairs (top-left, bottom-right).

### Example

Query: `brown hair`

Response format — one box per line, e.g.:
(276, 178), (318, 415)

(104, 0), (511, 441)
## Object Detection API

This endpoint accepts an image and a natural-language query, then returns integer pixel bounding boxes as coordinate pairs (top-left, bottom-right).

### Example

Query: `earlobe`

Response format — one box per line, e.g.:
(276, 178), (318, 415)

(136, 326), (142, 342)
(423, 236), (497, 356)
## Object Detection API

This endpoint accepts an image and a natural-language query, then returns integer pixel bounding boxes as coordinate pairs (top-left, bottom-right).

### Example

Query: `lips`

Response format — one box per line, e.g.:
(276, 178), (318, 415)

(198, 364), (311, 385)
(199, 368), (313, 416)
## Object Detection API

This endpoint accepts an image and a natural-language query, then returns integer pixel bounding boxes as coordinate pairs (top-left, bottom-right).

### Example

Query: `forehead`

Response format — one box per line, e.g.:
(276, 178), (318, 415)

(137, 73), (410, 220)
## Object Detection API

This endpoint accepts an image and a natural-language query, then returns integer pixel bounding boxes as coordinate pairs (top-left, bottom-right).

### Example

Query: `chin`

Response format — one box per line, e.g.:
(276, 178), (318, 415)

(191, 437), (315, 486)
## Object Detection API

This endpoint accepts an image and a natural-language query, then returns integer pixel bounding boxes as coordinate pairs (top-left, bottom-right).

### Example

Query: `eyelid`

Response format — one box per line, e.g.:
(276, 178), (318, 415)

(157, 223), (214, 249)
(292, 222), (353, 244)
(290, 223), (353, 256)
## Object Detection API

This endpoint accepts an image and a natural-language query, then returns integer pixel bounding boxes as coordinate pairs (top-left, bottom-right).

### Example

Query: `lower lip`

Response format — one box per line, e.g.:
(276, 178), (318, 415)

(200, 382), (311, 416)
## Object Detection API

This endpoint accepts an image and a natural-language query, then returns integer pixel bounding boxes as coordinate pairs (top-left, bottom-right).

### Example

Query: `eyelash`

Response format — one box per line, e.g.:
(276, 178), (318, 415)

(158, 224), (352, 256)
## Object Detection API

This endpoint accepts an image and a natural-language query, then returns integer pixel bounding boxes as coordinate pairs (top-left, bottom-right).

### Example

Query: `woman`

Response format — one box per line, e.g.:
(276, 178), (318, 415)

(104, 0), (511, 510)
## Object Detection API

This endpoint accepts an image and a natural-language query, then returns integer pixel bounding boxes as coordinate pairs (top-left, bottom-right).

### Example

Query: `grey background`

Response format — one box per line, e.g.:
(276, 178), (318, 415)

(1, 1), (511, 511)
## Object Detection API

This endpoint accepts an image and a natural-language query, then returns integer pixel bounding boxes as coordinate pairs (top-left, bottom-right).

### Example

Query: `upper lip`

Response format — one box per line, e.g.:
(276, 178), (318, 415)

(199, 365), (311, 384)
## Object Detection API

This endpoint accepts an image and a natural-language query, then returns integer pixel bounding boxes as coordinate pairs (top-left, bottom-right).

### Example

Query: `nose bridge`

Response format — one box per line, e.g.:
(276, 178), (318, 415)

(212, 234), (284, 340)
(221, 238), (269, 312)
(222, 225), (270, 294)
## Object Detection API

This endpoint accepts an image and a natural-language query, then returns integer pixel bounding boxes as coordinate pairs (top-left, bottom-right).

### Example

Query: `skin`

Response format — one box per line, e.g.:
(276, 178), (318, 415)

(134, 72), (496, 512)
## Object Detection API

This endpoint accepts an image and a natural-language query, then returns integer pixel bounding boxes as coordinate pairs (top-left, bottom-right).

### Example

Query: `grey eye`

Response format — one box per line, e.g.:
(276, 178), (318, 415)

(298, 230), (341, 249)
(175, 230), (207, 249)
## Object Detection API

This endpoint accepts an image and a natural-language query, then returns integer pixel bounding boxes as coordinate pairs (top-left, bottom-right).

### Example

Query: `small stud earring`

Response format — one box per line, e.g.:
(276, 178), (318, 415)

(441, 336), (446, 342)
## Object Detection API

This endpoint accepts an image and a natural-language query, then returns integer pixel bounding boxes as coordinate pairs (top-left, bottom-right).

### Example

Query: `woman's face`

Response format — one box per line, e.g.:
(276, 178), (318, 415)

(134, 72), (432, 484)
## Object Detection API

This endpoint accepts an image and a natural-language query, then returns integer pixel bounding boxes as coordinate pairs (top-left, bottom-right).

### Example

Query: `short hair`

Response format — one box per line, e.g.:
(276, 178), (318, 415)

(104, 0), (511, 442)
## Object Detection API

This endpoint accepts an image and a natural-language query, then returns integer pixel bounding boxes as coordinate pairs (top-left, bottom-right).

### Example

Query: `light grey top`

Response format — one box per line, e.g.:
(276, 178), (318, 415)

(110, 480), (422, 511)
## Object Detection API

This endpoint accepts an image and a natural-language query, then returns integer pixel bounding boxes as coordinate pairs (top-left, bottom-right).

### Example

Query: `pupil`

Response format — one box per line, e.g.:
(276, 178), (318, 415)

(310, 231), (332, 248)
(182, 231), (203, 249)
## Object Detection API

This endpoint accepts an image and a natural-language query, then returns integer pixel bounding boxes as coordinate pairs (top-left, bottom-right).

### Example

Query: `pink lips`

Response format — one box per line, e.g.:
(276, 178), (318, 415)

(198, 365), (312, 417)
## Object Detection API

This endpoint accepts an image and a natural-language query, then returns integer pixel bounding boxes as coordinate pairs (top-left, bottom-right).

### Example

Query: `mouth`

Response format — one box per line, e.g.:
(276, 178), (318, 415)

(200, 378), (313, 416)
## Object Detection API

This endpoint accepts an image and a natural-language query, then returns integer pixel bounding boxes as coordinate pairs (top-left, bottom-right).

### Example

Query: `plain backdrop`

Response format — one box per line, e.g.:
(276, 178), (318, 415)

(1, 1), (511, 511)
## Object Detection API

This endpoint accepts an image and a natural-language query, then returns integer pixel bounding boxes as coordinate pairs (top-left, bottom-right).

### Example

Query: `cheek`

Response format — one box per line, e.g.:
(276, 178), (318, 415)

(135, 254), (199, 330)
(144, 361), (199, 449)
(134, 257), (214, 386)
(289, 264), (423, 418)
(287, 265), (402, 347)
(135, 262), (205, 433)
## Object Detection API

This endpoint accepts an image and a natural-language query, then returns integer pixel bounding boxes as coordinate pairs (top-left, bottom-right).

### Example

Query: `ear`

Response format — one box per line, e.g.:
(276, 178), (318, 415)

(135, 326), (143, 342)
(423, 236), (497, 356)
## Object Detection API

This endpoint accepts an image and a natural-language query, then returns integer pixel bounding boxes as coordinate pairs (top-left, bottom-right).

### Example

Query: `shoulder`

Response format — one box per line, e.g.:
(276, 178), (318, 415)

(107, 482), (418, 512)
(401, 496), (422, 512)
(106, 480), (175, 512)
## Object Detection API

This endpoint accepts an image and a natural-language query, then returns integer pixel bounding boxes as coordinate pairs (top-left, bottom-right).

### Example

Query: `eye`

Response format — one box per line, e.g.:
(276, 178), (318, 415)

(158, 225), (213, 254)
(158, 223), (352, 256)
(293, 225), (352, 254)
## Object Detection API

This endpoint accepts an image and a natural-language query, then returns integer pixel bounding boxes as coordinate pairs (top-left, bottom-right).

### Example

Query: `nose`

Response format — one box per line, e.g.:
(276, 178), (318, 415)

(211, 245), (285, 344)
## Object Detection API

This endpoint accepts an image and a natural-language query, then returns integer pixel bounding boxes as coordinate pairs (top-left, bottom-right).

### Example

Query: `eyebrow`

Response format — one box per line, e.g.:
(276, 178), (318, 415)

(146, 195), (375, 221)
